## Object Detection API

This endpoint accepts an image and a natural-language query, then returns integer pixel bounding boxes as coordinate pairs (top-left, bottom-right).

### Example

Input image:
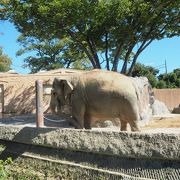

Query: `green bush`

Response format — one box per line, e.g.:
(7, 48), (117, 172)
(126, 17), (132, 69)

(0, 157), (13, 179)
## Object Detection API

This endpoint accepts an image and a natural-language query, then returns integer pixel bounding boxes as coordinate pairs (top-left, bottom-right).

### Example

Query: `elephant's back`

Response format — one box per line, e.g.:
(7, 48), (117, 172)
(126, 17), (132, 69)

(79, 70), (137, 99)
(82, 70), (130, 82)
(83, 70), (133, 90)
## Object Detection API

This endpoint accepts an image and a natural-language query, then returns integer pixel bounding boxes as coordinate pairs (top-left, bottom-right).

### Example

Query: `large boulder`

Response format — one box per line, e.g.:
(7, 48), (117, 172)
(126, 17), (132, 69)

(172, 104), (180, 114)
(151, 99), (170, 115)
(132, 77), (154, 125)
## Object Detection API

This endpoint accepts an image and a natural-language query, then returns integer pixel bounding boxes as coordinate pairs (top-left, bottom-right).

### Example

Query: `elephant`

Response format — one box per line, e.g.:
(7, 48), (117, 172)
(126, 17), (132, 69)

(50, 70), (141, 132)
(50, 88), (72, 115)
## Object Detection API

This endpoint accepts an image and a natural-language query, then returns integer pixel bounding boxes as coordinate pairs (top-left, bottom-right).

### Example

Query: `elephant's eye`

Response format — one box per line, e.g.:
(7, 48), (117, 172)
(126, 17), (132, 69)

(53, 92), (56, 96)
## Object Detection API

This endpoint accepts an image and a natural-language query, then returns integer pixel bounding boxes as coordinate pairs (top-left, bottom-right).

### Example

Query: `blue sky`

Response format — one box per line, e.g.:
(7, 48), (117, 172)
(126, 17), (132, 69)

(0, 21), (179, 74)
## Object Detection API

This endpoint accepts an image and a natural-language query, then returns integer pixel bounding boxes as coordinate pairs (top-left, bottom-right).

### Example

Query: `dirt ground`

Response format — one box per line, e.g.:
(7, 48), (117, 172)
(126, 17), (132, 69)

(0, 113), (179, 134)
(143, 115), (180, 129)
(139, 114), (180, 134)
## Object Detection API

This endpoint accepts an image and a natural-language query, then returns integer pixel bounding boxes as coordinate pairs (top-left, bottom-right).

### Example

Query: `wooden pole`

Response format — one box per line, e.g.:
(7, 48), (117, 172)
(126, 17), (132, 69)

(36, 80), (44, 127)
(0, 84), (4, 113)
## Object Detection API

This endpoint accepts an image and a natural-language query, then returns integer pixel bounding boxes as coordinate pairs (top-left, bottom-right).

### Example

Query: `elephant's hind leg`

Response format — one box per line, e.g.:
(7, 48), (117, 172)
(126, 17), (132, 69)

(126, 108), (140, 132)
(120, 104), (140, 132)
(129, 120), (140, 132)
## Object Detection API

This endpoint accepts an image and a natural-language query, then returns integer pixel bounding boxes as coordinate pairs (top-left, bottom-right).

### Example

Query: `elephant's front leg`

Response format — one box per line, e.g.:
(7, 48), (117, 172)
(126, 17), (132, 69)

(66, 117), (83, 129)
(84, 113), (92, 129)
(71, 100), (85, 129)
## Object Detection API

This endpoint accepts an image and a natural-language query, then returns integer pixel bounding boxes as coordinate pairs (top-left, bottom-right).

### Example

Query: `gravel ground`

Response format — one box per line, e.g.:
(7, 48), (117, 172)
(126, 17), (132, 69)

(0, 113), (179, 134)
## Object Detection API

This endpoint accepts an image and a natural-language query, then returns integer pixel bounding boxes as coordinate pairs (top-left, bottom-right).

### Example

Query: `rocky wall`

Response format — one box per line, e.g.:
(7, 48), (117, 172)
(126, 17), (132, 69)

(0, 126), (179, 160)
(0, 126), (179, 179)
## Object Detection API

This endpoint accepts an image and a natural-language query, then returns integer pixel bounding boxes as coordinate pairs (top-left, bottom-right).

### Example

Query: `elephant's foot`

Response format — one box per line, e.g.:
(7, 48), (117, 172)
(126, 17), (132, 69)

(84, 126), (92, 130)
(84, 120), (91, 129)
(129, 121), (141, 132)
(67, 118), (83, 129)
(120, 120), (128, 131)
(131, 127), (141, 132)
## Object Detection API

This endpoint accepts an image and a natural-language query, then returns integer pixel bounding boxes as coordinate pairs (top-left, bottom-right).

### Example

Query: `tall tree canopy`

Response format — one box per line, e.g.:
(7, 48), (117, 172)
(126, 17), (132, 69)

(16, 35), (91, 73)
(1, 0), (179, 74)
(0, 47), (12, 72)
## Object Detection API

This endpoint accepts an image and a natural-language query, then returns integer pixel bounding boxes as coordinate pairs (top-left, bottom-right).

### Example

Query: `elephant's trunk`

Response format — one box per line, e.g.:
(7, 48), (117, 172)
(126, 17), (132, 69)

(50, 90), (57, 114)
(50, 89), (62, 114)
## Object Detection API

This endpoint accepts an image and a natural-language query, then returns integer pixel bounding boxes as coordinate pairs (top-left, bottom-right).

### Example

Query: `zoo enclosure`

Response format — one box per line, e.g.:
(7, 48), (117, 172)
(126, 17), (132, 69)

(0, 69), (179, 114)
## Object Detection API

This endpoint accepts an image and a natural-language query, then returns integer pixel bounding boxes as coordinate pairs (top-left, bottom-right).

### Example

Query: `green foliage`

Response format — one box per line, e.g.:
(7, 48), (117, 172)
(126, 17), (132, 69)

(0, 157), (13, 179)
(132, 63), (159, 88)
(132, 63), (180, 88)
(157, 69), (180, 88)
(1, 0), (179, 74)
(156, 80), (166, 89)
(17, 35), (91, 73)
(132, 63), (159, 76)
(0, 47), (12, 72)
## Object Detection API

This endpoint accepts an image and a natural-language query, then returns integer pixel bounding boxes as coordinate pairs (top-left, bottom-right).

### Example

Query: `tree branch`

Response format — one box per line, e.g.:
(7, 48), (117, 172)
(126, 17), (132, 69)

(86, 36), (101, 69)
(121, 44), (135, 74)
(127, 14), (168, 76)
(67, 30), (97, 68)
(112, 42), (123, 71)
(105, 33), (110, 70)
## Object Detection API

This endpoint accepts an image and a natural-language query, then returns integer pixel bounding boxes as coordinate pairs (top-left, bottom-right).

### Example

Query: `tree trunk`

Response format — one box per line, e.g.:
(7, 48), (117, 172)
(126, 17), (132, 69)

(67, 30), (98, 68)
(121, 44), (135, 74)
(87, 36), (101, 69)
(105, 33), (110, 70)
(127, 38), (154, 76)
(112, 43), (123, 71)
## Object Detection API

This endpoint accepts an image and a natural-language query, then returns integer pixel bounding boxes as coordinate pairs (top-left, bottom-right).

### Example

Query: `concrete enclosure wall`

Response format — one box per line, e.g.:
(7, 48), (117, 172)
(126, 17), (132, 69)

(153, 89), (180, 111)
(0, 69), (83, 114)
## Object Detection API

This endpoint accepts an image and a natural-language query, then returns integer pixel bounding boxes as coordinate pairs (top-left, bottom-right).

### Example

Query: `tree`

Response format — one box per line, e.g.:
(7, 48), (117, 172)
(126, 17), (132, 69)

(1, 0), (179, 74)
(157, 69), (180, 88)
(0, 47), (12, 72)
(131, 63), (180, 88)
(131, 63), (159, 87)
(17, 35), (92, 73)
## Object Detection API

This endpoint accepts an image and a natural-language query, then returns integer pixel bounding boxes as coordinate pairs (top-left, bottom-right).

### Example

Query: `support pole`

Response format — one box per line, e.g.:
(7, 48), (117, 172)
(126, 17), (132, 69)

(165, 59), (168, 74)
(36, 80), (44, 127)
(0, 84), (4, 113)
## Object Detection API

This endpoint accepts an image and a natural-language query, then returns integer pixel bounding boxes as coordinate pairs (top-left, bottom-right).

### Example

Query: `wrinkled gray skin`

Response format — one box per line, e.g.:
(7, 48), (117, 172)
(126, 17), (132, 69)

(50, 70), (140, 132)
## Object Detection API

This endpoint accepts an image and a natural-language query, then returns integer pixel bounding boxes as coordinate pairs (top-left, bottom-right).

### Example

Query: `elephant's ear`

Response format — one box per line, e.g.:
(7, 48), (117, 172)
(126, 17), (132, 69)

(62, 80), (74, 99)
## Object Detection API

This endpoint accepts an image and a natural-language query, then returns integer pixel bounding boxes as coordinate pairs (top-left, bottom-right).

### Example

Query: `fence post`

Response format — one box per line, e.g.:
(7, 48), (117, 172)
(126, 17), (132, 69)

(36, 80), (44, 127)
(0, 84), (4, 113)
